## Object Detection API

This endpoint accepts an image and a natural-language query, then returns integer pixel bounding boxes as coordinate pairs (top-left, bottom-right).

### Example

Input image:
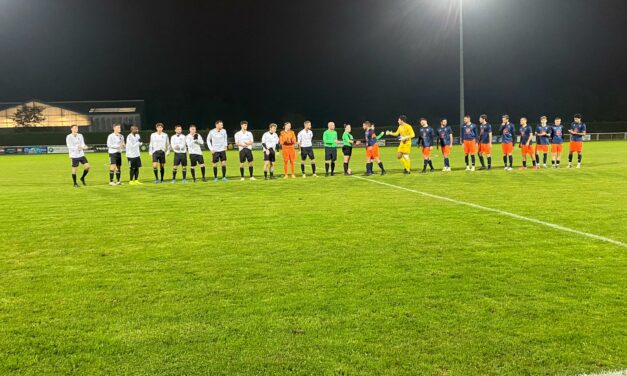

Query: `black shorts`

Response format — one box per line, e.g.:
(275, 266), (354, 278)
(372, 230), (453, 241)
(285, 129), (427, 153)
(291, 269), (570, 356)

(109, 152), (122, 167)
(263, 149), (276, 162)
(325, 147), (337, 161)
(239, 149), (253, 163)
(190, 154), (205, 166)
(300, 146), (315, 160)
(173, 152), (187, 166)
(212, 151), (227, 163)
(71, 156), (88, 167)
(127, 157), (142, 169)
(152, 150), (166, 164)
(342, 146), (353, 156)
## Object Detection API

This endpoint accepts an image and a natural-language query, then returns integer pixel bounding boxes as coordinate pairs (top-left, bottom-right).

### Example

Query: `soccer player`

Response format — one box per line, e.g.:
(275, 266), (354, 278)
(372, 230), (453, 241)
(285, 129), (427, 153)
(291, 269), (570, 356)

(323, 122), (339, 176)
(363, 121), (385, 175)
(386, 115), (415, 174)
(208, 120), (229, 181)
(417, 118), (435, 173)
(499, 115), (515, 170)
(149, 122), (169, 183)
(437, 118), (453, 172)
(186, 125), (206, 182)
(234, 121), (255, 180)
(477, 114), (492, 170)
(297, 120), (317, 177)
(170, 125), (188, 183)
(341, 123), (354, 175)
(66, 125), (90, 187)
(279, 122), (297, 178)
(535, 116), (551, 168)
(106, 123), (125, 185)
(519, 117), (537, 170)
(461, 115), (477, 171)
(568, 113), (586, 168)
(126, 125), (143, 185)
(261, 123), (280, 179)
(549, 117), (564, 168)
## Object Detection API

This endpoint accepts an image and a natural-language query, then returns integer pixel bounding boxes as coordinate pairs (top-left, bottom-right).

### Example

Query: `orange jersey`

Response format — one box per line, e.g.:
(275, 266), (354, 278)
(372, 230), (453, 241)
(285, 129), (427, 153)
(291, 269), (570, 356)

(279, 130), (296, 148)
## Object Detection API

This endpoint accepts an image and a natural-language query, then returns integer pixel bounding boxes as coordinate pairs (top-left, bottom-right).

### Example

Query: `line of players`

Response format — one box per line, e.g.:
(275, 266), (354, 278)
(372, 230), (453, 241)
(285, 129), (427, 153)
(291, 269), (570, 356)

(65, 114), (587, 187)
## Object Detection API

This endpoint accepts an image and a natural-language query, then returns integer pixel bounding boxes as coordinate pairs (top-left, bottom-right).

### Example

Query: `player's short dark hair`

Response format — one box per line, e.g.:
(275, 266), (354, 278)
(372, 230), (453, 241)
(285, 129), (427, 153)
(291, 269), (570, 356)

(440, 118), (447, 123)
(502, 114), (509, 120)
(363, 121), (372, 127)
(398, 115), (407, 122)
(540, 115), (547, 120)
(520, 116), (528, 121)
(112, 123), (121, 129)
(155, 122), (164, 128)
(269, 123), (277, 129)
(70, 124), (78, 129)
(189, 124), (196, 129)
(304, 120), (311, 125)
(574, 113), (582, 119)
(284, 122), (291, 126)
(480, 114), (487, 121)
(554, 117), (561, 121)
(215, 120), (223, 125)
(344, 123), (351, 128)
(131, 125), (139, 130)
(419, 117), (427, 122)
(175, 124), (182, 129)
(240, 120), (248, 126)
(464, 114), (471, 119)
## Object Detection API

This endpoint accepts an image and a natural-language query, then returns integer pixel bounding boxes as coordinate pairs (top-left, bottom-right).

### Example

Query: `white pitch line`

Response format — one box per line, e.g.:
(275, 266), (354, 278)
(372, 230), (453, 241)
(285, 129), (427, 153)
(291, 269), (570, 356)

(352, 175), (627, 249)
(579, 370), (627, 376)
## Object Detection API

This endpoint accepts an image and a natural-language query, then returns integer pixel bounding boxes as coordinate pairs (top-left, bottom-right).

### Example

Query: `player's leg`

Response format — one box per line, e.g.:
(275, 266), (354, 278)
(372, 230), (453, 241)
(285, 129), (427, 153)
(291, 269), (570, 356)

(248, 157), (255, 180)
(212, 153), (219, 180)
(221, 155), (227, 180)
(180, 157), (187, 182)
(290, 149), (296, 177)
(71, 161), (79, 187)
(152, 159), (159, 182)
(486, 148), (492, 170)
(109, 154), (116, 185)
(115, 156), (122, 184)
(330, 149), (336, 176)
(478, 146), (486, 169)
(239, 150), (246, 180)
(310, 156), (317, 176)
(263, 159), (269, 179)
(172, 158), (178, 183)
(300, 150), (307, 176)
(190, 157), (197, 182)
(556, 145), (562, 167)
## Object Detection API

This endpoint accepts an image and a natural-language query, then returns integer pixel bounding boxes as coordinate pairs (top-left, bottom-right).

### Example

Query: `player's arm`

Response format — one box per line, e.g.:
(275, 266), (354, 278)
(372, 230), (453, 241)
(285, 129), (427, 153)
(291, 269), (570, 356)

(386, 126), (400, 137)
(448, 130), (453, 148)
(207, 133), (214, 153)
(488, 131), (492, 145)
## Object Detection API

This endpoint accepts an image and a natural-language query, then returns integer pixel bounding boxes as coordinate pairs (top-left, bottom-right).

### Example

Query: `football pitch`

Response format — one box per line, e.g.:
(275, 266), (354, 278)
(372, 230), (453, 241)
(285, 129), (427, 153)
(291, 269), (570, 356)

(0, 142), (625, 375)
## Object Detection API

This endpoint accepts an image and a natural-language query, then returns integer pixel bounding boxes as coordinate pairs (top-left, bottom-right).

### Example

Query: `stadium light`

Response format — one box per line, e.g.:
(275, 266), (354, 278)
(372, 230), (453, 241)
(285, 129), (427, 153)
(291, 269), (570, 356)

(459, 0), (465, 140)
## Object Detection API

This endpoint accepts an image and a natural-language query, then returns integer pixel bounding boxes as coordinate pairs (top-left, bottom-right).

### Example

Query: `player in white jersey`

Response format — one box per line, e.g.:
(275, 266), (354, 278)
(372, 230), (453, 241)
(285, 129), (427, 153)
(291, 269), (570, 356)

(261, 123), (280, 179)
(149, 123), (169, 183)
(207, 120), (229, 181)
(65, 125), (90, 188)
(106, 123), (125, 185)
(186, 125), (206, 182)
(126, 125), (143, 185)
(234, 120), (256, 180)
(297, 120), (317, 177)
(170, 124), (188, 183)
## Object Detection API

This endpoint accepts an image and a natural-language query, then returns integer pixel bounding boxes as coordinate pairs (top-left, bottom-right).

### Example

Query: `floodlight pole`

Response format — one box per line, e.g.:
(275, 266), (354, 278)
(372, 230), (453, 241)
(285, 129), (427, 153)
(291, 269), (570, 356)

(459, 0), (465, 139)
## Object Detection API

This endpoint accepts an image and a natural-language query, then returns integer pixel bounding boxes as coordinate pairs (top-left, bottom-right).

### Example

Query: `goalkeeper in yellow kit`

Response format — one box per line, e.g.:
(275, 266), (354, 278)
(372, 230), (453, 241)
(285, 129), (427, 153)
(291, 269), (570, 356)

(386, 115), (415, 174)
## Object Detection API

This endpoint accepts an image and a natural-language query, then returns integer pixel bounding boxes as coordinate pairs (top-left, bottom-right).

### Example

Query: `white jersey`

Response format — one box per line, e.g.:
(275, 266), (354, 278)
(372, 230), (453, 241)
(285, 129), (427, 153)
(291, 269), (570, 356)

(207, 129), (228, 152)
(66, 133), (86, 159)
(107, 132), (125, 154)
(126, 133), (142, 158)
(149, 132), (169, 155)
(261, 132), (279, 150)
(234, 130), (254, 151)
(297, 129), (314, 147)
(170, 133), (187, 154)
(186, 133), (204, 155)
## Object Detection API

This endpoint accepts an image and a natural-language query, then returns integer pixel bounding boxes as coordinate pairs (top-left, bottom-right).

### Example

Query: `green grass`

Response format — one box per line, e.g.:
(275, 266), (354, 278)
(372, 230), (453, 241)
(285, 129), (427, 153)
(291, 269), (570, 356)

(0, 142), (625, 375)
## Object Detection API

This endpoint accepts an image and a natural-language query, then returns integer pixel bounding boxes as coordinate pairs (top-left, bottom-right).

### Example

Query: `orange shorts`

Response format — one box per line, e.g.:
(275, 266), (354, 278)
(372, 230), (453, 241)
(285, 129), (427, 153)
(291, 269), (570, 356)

(366, 144), (380, 159)
(535, 144), (548, 153)
(441, 145), (451, 156)
(478, 143), (491, 154)
(422, 147), (432, 159)
(521, 145), (534, 156)
(282, 147), (295, 161)
(463, 140), (476, 154)
(501, 143), (513, 154)
(569, 141), (583, 153)
(551, 144), (563, 153)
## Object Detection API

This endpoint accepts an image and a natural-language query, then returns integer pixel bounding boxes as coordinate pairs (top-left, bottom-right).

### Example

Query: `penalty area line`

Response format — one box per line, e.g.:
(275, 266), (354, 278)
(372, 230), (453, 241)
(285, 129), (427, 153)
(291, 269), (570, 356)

(352, 175), (627, 249)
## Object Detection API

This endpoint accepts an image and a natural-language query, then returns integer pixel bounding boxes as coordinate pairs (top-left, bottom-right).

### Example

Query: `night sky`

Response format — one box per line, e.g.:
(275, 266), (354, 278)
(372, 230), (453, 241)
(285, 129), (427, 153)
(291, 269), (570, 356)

(1, 0), (626, 128)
